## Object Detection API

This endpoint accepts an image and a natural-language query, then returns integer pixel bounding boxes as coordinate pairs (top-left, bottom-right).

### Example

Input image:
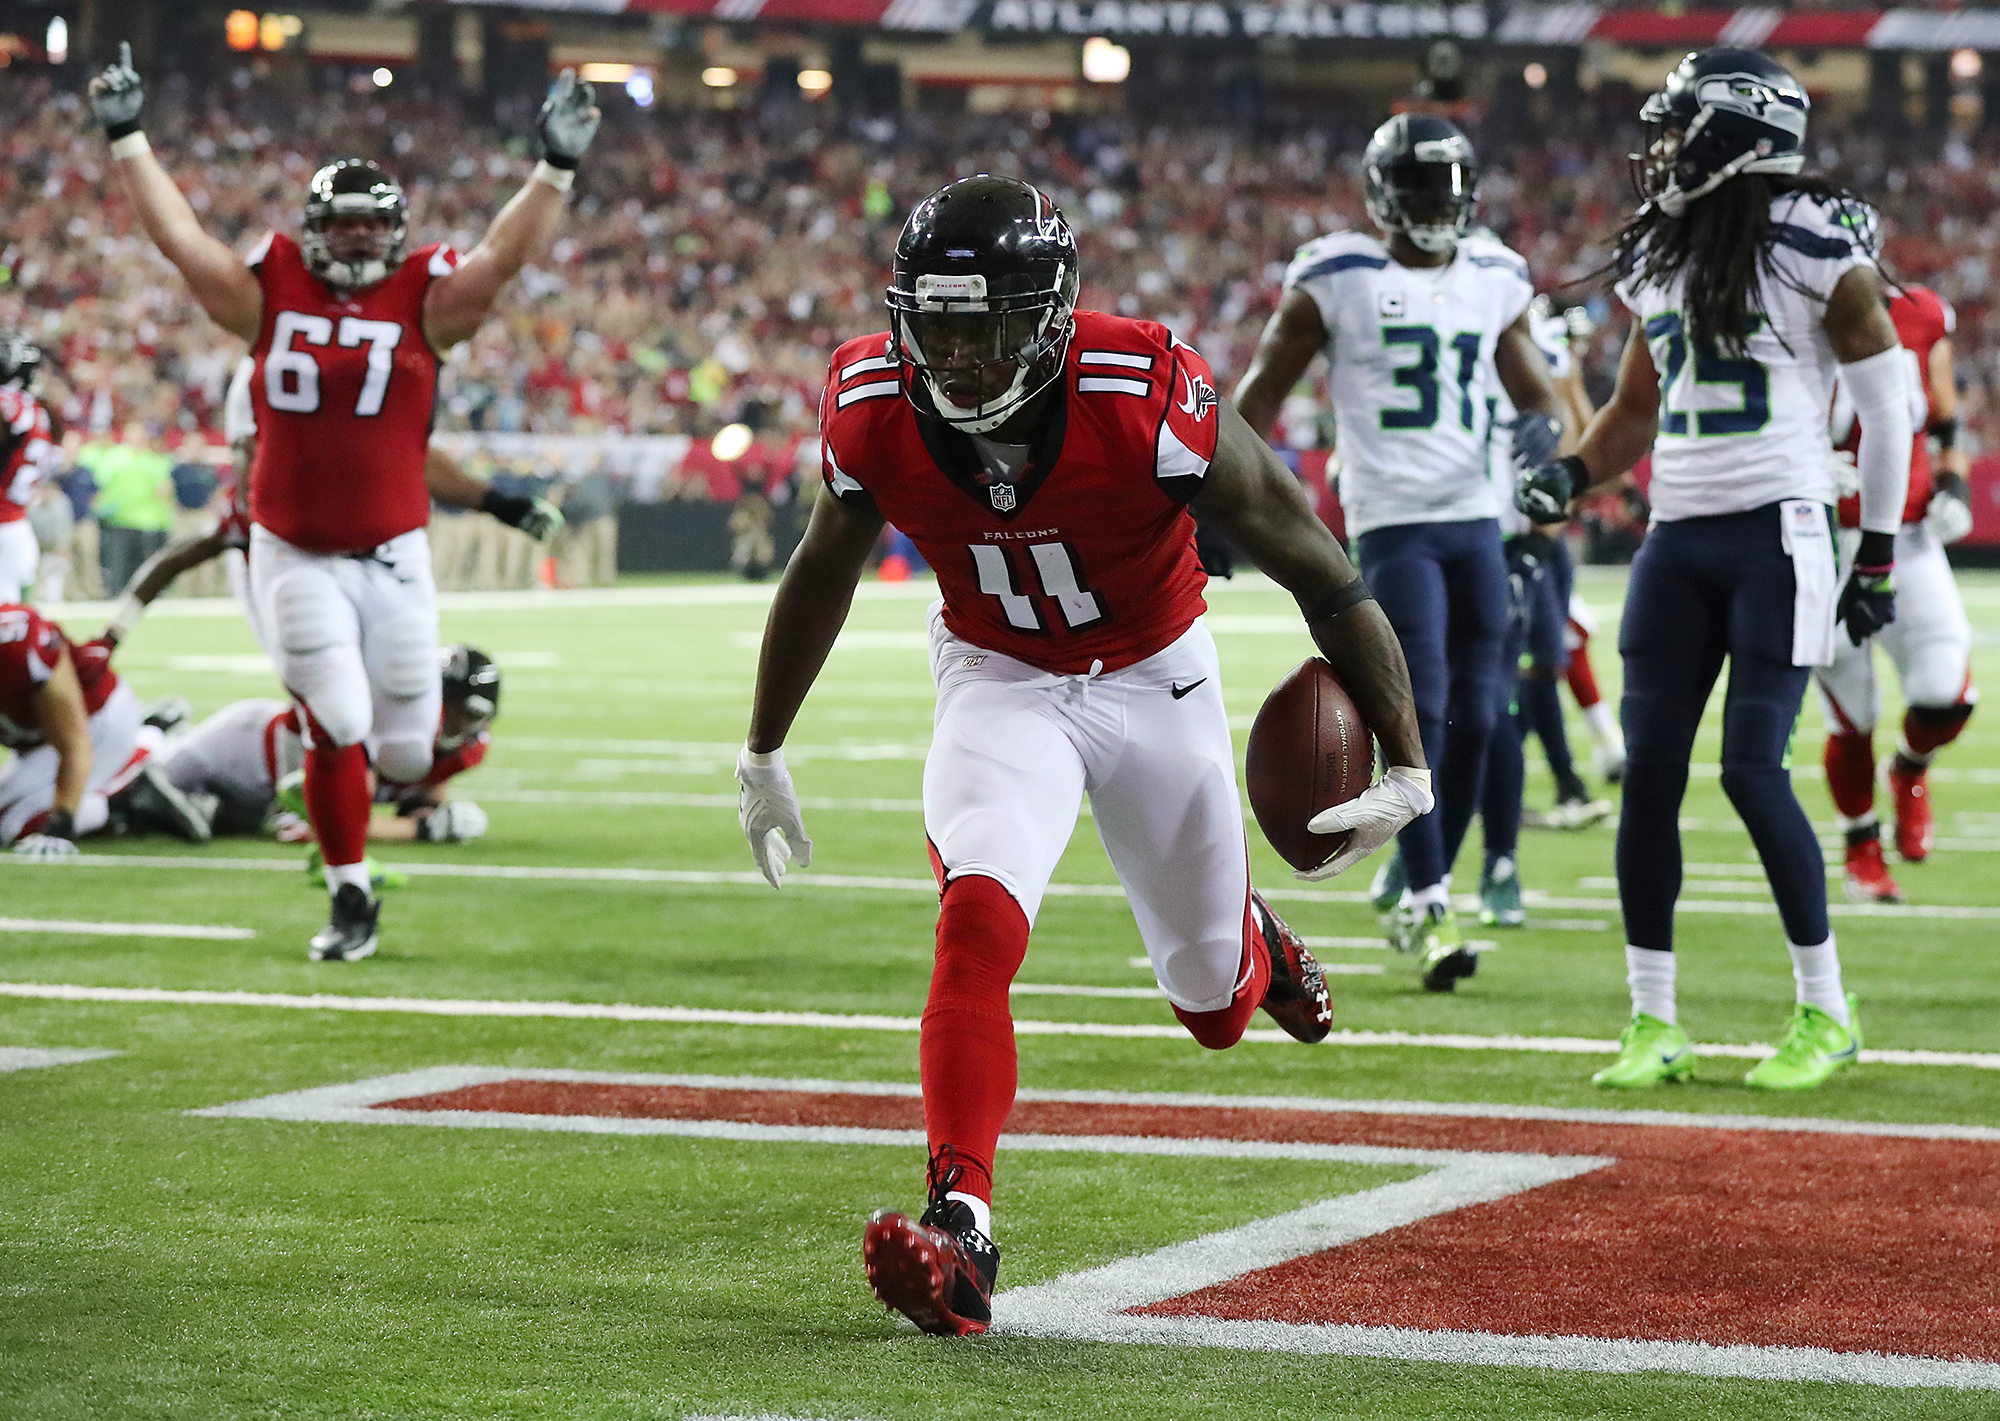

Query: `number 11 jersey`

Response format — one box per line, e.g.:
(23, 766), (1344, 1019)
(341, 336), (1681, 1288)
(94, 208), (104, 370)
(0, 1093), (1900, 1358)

(819, 310), (1218, 675)
(244, 230), (456, 554)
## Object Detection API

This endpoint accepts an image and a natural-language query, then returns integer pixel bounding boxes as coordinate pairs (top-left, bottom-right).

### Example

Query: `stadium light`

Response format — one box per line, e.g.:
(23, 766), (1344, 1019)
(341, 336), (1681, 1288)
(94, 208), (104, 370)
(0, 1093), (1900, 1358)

(45, 17), (65, 65)
(702, 66), (737, 89)
(712, 424), (754, 462)
(1081, 37), (1130, 85)
(1951, 49), (1983, 82)
(372, 67), (393, 88)
(225, 10), (259, 51)
(1523, 62), (1548, 90)
(579, 63), (635, 83)
(260, 14), (301, 52)
(797, 69), (833, 95)
(626, 74), (655, 108)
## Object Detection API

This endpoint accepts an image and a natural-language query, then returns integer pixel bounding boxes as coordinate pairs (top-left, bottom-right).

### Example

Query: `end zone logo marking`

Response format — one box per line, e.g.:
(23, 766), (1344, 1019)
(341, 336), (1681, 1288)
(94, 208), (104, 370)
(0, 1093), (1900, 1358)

(190, 1070), (2000, 1389)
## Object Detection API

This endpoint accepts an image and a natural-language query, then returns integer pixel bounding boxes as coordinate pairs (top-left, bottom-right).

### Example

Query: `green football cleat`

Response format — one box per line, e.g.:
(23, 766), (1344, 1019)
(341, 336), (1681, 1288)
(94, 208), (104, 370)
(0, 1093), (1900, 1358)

(1592, 1014), (1695, 1089)
(1478, 855), (1526, 928)
(1743, 995), (1861, 1091)
(303, 846), (407, 892)
(275, 769), (308, 820)
(1394, 903), (1476, 991)
(1368, 850), (1407, 914)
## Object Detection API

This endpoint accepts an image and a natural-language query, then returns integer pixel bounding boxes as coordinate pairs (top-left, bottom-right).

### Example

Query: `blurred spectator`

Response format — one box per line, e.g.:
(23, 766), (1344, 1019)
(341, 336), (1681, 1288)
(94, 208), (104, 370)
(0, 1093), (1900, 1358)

(27, 479), (74, 604)
(80, 423), (174, 596)
(554, 463), (620, 588)
(728, 478), (776, 581)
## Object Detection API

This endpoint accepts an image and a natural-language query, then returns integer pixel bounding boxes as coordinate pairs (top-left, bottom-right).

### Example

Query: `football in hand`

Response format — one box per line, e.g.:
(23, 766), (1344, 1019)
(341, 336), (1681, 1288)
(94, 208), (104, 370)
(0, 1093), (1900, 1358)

(1245, 657), (1375, 874)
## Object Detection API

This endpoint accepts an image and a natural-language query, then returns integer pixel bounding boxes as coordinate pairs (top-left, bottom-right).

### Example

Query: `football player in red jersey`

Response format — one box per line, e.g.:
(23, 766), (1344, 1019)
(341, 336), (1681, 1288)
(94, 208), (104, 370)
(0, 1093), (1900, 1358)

(0, 338), (61, 603)
(737, 178), (1431, 1337)
(1816, 283), (1979, 900)
(90, 44), (592, 961)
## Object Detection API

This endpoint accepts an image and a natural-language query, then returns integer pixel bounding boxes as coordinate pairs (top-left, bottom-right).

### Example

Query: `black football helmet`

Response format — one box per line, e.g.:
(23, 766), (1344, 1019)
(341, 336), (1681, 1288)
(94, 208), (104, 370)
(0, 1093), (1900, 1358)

(302, 159), (408, 290)
(0, 336), (40, 392)
(886, 176), (1079, 434)
(1637, 49), (1808, 217)
(439, 645), (499, 750)
(1364, 113), (1478, 255)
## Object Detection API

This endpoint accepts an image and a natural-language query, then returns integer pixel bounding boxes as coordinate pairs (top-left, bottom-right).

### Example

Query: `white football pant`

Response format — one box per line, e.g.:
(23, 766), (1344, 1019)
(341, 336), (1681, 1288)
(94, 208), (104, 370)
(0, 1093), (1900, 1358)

(0, 682), (150, 844)
(924, 610), (1250, 1014)
(0, 519), (38, 603)
(163, 697), (295, 806)
(249, 525), (440, 783)
(1816, 523), (1976, 734)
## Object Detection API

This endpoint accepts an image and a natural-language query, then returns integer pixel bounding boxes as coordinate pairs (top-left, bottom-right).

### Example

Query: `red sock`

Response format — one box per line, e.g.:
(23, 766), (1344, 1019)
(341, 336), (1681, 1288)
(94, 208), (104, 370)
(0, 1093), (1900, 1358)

(1566, 643), (1602, 710)
(1903, 704), (1974, 760)
(1172, 899), (1272, 1050)
(1823, 731), (1876, 820)
(303, 717), (371, 869)
(919, 874), (1030, 1206)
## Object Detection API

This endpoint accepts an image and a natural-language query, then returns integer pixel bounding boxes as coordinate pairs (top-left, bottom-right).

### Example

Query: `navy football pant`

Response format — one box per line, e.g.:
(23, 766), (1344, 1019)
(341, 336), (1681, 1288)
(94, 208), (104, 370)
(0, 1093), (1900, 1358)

(1356, 518), (1511, 891)
(1616, 505), (1829, 951)
(1481, 605), (1526, 865)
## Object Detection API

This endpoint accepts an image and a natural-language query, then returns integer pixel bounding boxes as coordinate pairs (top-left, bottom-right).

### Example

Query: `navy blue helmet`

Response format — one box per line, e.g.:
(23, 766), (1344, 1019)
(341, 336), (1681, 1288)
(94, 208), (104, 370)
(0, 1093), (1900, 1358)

(1637, 49), (1808, 216)
(1363, 113), (1478, 255)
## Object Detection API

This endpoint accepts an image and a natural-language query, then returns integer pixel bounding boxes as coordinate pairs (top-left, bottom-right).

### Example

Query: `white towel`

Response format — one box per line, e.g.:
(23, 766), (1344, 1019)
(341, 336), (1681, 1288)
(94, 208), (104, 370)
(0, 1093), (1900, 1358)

(1779, 499), (1838, 667)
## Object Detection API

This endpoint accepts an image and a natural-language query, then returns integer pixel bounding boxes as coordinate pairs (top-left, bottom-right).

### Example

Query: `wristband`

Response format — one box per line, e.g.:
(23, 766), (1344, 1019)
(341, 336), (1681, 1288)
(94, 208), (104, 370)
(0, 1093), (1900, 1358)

(44, 808), (75, 841)
(109, 130), (149, 158)
(1930, 416), (1959, 451)
(1303, 577), (1376, 625)
(109, 592), (146, 642)
(532, 159), (576, 190)
(479, 488), (535, 528)
(1855, 531), (1896, 572)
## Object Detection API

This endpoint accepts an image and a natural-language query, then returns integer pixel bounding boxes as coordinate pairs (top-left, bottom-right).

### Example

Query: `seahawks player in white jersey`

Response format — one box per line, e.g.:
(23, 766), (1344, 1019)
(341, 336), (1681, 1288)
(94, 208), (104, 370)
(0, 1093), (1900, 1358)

(1516, 48), (1911, 1091)
(1238, 113), (1563, 990)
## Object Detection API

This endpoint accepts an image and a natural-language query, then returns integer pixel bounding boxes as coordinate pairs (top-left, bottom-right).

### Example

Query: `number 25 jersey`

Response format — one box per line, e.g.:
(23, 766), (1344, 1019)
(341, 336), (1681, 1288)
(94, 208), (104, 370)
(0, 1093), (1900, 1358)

(819, 310), (1217, 675)
(244, 231), (457, 555)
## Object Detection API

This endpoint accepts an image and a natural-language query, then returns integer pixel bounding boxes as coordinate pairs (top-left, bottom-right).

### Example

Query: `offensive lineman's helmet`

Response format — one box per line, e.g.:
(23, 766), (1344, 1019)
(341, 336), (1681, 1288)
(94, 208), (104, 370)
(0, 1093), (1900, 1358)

(886, 176), (1079, 435)
(0, 336), (41, 392)
(1363, 113), (1479, 255)
(439, 645), (499, 749)
(1636, 49), (1808, 217)
(302, 159), (408, 290)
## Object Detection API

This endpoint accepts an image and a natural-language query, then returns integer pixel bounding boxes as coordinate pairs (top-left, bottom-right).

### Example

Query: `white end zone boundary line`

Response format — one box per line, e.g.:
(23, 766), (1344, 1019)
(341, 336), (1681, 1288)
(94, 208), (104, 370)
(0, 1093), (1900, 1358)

(188, 1068), (2000, 1392)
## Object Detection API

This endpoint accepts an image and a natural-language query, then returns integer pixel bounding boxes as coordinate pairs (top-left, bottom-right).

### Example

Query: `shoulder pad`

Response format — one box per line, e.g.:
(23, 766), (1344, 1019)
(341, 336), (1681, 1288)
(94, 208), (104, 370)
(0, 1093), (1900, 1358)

(1285, 232), (1387, 287)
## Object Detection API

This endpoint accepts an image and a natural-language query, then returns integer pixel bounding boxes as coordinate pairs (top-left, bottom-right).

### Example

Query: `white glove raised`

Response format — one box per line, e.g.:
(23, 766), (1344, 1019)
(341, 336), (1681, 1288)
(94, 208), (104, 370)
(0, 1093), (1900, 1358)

(88, 42), (145, 133)
(12, 832), (79, 859)
(1296, 766), (1435, 882)
(1826, 449), (1862, 501)
(1926, 490), (1974, 546)
(418, 799), (489, 843)
(536, 70), (601, 165)
(737, 743), (812, 888)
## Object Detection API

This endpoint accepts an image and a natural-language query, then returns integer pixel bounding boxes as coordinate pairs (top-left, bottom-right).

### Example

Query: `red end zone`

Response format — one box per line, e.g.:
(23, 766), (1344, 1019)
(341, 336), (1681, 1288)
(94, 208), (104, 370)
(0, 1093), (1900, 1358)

(194, 1070), (2000, 1380)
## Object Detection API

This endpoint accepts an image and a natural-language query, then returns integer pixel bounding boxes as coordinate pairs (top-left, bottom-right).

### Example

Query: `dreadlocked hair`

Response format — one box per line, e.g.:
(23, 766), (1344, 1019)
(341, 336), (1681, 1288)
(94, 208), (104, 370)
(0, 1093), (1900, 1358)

(1610, 173), (1876, 357)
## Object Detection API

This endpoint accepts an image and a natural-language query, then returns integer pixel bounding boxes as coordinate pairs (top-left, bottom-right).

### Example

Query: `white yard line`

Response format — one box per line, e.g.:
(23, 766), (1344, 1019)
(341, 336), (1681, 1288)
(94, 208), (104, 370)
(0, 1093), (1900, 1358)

(0, 917), (254, 941)
(0, 1046), (120, 1073)
(8, 982), (1996, 1070)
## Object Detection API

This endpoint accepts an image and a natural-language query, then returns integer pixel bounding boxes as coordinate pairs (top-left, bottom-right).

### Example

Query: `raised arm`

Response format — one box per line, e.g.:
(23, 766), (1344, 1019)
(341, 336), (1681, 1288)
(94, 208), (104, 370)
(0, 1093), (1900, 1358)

(103, 527), (237, 645)
(89, 45), (261, 342)
(1233, 289), (1329, 441)
(425, 445), (565, 542)
(422, 73), (600, 353)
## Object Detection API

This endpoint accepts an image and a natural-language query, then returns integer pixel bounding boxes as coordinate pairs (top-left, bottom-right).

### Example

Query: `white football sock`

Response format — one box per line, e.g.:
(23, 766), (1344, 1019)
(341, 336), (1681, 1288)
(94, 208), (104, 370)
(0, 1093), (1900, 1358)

(947, 1191), (992, 1239)
(1894, 737), (1936, 769)
(1626, 946), (1677, 1025)
(325, 861), (372, 895)
(1410, 881), (1450, 913)
(1788, 936), (1850, 1025)
(1584, 701), (1619, 745)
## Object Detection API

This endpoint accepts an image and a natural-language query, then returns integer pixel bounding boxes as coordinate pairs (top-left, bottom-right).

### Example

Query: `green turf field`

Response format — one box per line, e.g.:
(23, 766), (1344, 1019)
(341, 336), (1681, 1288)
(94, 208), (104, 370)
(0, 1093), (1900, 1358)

(3, 567), (1997, 1419)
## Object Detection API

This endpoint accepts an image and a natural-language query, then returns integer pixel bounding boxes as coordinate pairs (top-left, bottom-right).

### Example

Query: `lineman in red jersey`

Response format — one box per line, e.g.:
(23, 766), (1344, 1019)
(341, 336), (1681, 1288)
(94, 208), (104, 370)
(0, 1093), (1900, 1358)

(737, 178), (1431, 1337)
(1817, 284), (1979, 900)
(90, 45), (593, 961)
(0, 339), (60, 603)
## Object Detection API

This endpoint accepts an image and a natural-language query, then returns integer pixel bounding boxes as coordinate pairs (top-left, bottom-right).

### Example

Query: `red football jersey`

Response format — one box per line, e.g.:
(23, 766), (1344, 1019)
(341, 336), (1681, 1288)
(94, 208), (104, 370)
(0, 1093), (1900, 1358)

(820, 310), (1216, 674)
(0, 603), (117, 751)
(245, 231), (457, 554)
(1838, 284), (1952, 529)
(0, 387), (56, 522)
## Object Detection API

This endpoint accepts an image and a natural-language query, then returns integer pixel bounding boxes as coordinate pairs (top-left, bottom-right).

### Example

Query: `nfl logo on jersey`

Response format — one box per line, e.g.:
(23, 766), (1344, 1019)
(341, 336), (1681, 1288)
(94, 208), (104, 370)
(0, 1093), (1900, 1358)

(989, 483), (1017, 512)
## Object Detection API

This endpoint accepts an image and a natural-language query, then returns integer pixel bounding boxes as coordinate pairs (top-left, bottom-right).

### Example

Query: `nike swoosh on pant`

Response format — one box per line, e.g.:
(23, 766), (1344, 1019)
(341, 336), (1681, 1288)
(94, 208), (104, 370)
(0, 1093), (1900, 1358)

(1170, 680), (1206, 700)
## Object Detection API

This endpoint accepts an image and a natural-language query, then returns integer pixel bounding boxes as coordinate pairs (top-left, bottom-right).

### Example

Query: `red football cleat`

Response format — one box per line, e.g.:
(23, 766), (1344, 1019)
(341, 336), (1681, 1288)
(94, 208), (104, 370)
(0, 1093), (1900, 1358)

(1882, 755), (1934, 863)
(1842, 833), (1900, 904)
(863, 1205), (996, 1337)
(1250, 889), (1332, 1043)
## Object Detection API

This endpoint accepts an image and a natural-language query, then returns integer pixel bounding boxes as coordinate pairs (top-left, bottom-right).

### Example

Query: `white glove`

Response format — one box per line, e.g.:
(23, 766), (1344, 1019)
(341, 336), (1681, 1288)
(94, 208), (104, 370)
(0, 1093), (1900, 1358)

(737, 744), (812, 888)
(519, 497), (565, 543)
(418, 800), (489, 843)
(1926, 490), (1974, 546)
(1827, 449), (1862, 501)
(12, 832), (79, 858)
(1296, 767), (1435, 882)
(88, 42), (145, 133)
(536, 70), (601, 164)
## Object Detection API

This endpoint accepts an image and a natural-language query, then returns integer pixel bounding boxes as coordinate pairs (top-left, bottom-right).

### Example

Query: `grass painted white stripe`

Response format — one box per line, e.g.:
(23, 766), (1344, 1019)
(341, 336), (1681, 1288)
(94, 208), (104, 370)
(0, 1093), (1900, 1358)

(0, 917), (255, 941)
(12, 983), (1998, 1070)
(0, 1046), (121, 1073)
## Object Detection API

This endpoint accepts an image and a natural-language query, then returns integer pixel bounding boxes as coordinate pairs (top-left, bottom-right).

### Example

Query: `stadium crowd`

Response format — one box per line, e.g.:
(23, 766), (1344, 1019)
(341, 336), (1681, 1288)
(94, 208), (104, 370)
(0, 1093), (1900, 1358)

(4, 65), (1999, 581)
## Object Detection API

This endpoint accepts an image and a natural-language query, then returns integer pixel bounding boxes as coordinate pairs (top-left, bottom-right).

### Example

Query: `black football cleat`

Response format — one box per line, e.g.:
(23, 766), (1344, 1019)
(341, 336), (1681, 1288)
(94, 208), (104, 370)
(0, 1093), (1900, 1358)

(141, 695), (193, 735)
(107, 762), (214, 842)
(308, 883), (380, 962)
(863, 1150), (998, 1337)
(1251, 889), (1332, 1043)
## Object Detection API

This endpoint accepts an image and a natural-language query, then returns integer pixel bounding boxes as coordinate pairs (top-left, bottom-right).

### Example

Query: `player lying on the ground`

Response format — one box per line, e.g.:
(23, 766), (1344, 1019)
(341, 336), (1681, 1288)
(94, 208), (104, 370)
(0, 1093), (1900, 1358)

(1, 601), (207, 851)
(1516, 47), (1909, 1093)
(1815, 280), (1978, 903)
(120, 645), (498, 848)
(91, 44), (590, 963)
(737, 177), (1430, 1338)
(0, 337), (60, 605)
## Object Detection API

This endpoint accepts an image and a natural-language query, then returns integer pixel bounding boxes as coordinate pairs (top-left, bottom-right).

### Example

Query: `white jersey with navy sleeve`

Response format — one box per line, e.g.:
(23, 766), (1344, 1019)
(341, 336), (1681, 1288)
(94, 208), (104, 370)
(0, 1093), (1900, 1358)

(1614, 191), (1873, 522)
(1285, 229), (1536, 537)
(1492, 307), (1572, 536)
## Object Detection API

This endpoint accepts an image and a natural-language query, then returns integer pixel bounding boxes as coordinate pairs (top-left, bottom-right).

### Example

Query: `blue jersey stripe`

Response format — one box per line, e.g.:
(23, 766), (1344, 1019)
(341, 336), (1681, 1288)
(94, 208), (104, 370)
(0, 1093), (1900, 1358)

(1770, 223), (1853, 260)
(1292, 252), (1389, 283)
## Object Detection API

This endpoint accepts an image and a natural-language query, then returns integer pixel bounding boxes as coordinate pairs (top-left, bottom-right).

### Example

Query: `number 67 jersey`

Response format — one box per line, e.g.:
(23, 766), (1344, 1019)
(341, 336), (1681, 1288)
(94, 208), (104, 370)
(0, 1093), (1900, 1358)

(819, 311), (1217, 675)
(243, 230), (456, 555)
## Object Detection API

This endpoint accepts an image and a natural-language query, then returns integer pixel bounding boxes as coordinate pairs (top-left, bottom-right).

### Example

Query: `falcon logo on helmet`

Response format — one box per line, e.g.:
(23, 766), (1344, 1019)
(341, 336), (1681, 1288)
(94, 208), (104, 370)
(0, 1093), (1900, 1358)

(0, 336), (41, 393)
(1364, 113), (1479, 256)
(1636, 48), (1809, 218)
(301, 159), (409, 291)
(439, 644), (499, 750)
(886, 176), (1080, 435)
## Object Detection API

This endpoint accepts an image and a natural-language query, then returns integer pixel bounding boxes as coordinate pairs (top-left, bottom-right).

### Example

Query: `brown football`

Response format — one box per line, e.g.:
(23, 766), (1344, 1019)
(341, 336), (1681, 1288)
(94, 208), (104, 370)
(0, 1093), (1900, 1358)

(1245, 657), (1375, 874)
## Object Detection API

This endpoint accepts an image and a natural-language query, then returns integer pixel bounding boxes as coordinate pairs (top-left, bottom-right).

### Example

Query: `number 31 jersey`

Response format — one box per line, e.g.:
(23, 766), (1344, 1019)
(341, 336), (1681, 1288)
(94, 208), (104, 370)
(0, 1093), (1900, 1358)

(819, 310), (1217, 675)
(1285, 229), (1534, 538)
(244, 231), (456, 554)
(1615, 191), (1874, 523)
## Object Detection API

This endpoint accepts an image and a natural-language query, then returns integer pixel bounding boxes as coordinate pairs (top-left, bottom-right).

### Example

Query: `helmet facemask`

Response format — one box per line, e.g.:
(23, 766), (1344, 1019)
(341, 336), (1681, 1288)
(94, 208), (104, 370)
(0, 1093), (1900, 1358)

(1366, 151), (1477, 255)
(302, 162), (408, 291)
(889, 270), (1076, 435)
(438, 646), (498, 751)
